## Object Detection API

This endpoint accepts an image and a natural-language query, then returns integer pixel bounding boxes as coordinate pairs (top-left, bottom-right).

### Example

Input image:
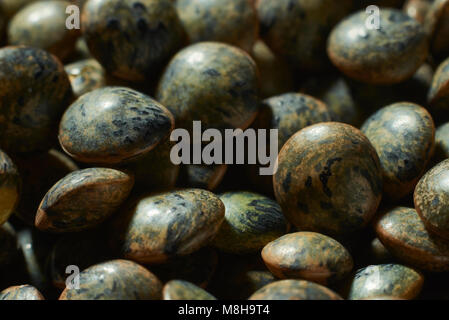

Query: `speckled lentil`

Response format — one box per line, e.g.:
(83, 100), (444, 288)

(59, 259), (163, 300)
(361, 102), (435, 200)
(59, 86), (174, 164)
(348, 264), (424, 300)
(375, 207), (449, 272)
(274, 122), (383, 236)
(212, 191), (288, 254)
(111, 189), (225, 264)
(262, 231), (353, 285)
(8, 1), (80, 61)
(0, 285), (45, 300)
(156, 42), (260, 133)
(81, 0), (186, 82)
(35, 168), (134, 233)
(328, 8), (428, 84)
(0, 46), (72, 153)
(176, 0), (258, 52)
(415, 159), (449, 240)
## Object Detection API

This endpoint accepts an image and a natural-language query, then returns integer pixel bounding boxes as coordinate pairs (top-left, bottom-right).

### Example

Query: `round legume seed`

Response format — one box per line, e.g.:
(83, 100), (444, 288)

(58, 86), (174, 165)
(328, 8), (428, 84)
(262, 231), (353, 285)
(59, 259), (163, 300)
(274, 122), (383, 236)
(81, 0), (186, 82)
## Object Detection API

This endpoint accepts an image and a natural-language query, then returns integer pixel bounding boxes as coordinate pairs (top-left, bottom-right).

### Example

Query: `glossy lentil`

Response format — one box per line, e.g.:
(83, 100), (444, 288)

(328, 8), (428, 84)
(262, 232), (353, 285)
(35, 168), (134, 233)
(59, 259), (163, 300)
(375, 207), (449, 272)
(212, 191), (288, 254)
(111, 189), (225, 264)
(361, 102), (435, 200)
(58, 87), (174, 164)
(274, 122), (383, 236)
(81, 0), (186, 81)
(348, 264), (424, 300)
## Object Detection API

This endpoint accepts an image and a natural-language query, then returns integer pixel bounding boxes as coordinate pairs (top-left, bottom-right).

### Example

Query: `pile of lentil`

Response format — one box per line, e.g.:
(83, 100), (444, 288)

(0, 0), (449, 301)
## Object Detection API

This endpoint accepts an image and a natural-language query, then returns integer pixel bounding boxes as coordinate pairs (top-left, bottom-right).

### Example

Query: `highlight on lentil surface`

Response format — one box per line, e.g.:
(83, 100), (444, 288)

(1, 0), (449, 303)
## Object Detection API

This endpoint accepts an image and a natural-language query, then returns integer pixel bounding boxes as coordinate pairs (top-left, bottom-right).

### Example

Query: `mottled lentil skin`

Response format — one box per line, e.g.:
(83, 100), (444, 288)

(81, 0), (186, 82)
(13, 149), (78, 226)
(262, 232), (353, 285)
(414, 159), (449, 240)
(59, 259), (162, 300)
(248, 279), (342, 300)
(328, 9), (428, 84)
(0, 285), (44, 300)
(35, 168), (134, 233)
(8, 1), (80, 61)
(273, 122), (383, 236)
(250, 40), (294, 99)
(348, 264), (424, 300)
(156, 42), (260, 133)
(122, 138), (179, 192)
(176, 0), (257, 52)
(65, 59), (106, 98)
(111, 189), (225, 264)
(212, 191), (288, 254)
(428, 56), (449, 117)
(256, 0), (353, 72)
(361, 102), (435, 200)
(59, 87), (174, 164)
(48, 230), (112, 289)
(375, 207), (449, 272)
(0, 46), (72, 153)
(434, 123), (449, 161)
(0, 149), (20, 225)
(163, 280), (217, 300)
